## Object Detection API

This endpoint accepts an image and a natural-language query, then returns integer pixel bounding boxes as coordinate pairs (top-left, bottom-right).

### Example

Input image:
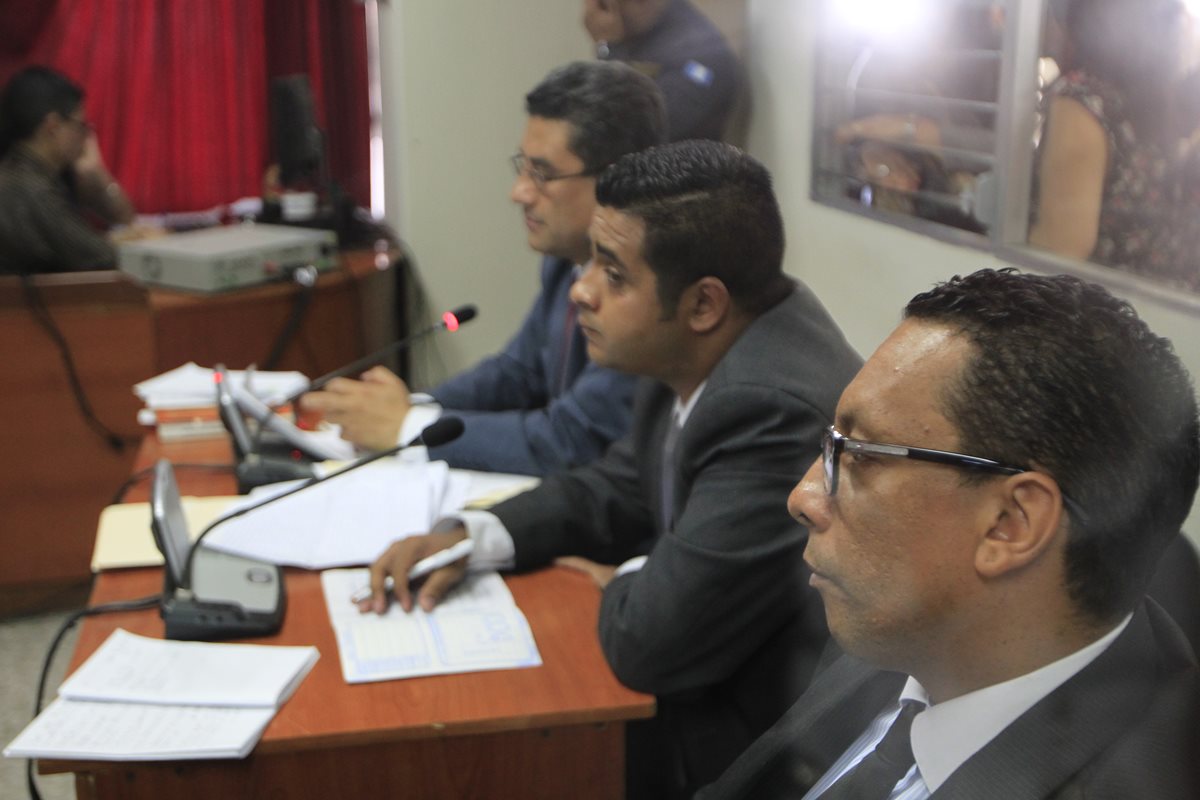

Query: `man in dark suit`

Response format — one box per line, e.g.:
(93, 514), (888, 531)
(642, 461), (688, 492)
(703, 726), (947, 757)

(359, 140), (863, 798)
(700, 268), (1200, 799)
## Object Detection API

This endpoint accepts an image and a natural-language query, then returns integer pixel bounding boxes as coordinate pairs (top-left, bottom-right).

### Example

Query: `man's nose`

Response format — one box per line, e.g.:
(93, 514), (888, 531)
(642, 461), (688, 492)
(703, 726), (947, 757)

(569, 261), (599, 309)
(788, 456), (830, 532)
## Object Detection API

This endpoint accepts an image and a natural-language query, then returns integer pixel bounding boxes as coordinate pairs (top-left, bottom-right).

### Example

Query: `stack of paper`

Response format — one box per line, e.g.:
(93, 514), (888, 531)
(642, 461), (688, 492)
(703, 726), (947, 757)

(134, 362), (308, 411)
(204, 460), (469, 569)
(3, 629), (318, 761)
(321, 569), (541, 684)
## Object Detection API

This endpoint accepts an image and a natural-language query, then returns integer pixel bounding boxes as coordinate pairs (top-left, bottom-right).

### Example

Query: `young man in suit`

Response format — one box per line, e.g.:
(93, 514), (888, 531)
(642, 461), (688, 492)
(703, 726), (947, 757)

(359, 140), (862, 798)
(300, 61), (665, 476)
(700, 268), (1200, 799)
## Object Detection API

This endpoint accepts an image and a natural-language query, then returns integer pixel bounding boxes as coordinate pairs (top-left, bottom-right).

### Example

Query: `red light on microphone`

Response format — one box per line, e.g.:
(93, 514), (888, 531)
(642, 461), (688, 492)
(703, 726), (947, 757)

(442, 311), (460, 332)
(213, 371), (224, 384)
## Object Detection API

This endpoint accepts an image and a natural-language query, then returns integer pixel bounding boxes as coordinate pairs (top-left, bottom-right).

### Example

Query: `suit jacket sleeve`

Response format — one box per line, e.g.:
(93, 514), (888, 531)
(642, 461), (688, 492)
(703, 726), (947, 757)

(426, 258), (635, 475)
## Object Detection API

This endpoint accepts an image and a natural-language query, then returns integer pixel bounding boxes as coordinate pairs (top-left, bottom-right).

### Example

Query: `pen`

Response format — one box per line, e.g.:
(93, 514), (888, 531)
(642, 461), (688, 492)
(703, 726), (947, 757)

(350, 538), (476, 604)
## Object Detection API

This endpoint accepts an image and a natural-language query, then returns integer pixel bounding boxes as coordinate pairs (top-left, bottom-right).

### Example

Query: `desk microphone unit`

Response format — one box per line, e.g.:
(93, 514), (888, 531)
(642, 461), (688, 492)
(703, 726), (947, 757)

(152, 416), (466, 641)
(214, 365), (314, 492)
(151, 459), (286, 641)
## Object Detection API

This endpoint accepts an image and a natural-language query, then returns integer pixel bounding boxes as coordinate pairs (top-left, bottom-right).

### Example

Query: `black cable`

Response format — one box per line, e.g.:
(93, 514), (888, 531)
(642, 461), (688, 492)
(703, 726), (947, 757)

(26, 593), (162, 800)
(109, 461), (236, 506)
(261, 267), (317, 371)
(18, 274), (137, 452)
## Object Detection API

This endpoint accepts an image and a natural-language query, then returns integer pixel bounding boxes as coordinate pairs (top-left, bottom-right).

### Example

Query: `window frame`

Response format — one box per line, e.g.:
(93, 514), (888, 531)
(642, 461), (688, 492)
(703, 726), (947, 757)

(810, 0), (1200, 316)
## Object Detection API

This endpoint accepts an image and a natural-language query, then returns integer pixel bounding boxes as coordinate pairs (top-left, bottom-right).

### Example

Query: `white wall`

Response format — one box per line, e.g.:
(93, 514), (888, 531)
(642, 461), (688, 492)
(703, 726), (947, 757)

(379, 1), (589, 385)
(744, 0), (1200, 539)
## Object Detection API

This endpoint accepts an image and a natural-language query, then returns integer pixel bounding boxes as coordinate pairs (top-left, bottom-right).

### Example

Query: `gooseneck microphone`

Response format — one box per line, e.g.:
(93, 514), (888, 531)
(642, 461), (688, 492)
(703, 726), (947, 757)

(280, 304), (478, 407)
(180, 416), (465, 590)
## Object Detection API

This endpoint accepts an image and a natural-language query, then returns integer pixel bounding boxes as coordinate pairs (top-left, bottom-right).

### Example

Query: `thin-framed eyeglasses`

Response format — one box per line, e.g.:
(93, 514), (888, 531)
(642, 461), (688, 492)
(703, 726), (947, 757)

(510, 153), (594, 191)
(820, 425), (1087, 523)
(821, 425), (1022, 496)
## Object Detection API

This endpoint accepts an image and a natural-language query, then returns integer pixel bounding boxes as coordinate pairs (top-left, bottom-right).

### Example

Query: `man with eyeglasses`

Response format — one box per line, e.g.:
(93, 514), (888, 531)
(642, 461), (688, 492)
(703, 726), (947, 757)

(0, 65), (143, 274)
(300, 61), (664, 475)
(360, 140), (862, 798)
(700, 268), (1200, 799)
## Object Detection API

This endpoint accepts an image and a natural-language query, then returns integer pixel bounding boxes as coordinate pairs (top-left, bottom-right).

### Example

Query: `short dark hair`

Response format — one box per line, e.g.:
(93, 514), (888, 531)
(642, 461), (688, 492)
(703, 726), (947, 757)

(594, 140), (792, 316)
(905, 268), (1200, 622)
(525, 61), (666, 174)
(0, 66), (84, 157)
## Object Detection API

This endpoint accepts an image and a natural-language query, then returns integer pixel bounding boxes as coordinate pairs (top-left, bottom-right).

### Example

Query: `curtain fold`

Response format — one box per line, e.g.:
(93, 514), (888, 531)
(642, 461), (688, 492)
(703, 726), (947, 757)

(0, 0), (368, 213)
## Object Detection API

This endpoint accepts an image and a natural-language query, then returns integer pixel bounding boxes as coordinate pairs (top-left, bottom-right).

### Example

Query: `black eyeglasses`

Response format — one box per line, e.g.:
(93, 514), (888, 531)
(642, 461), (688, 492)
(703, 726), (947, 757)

(510, 153), (594, 191)
(821, 425), (1087, 523)
(821, 425), (1026, 496)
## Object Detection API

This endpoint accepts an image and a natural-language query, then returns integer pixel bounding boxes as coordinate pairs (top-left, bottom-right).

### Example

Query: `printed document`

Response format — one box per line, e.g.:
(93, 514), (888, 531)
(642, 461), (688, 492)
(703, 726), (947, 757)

(321, 569), (542, 683)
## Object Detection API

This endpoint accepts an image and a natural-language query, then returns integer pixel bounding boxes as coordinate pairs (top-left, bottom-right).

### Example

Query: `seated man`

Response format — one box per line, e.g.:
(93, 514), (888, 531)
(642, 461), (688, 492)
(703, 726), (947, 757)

(300, 61), (666, 475)
(359, 140), (863, 798)
(700, 268), (1200, 799)
(584, 0), (739, 141)
(0, 65), (143, 274)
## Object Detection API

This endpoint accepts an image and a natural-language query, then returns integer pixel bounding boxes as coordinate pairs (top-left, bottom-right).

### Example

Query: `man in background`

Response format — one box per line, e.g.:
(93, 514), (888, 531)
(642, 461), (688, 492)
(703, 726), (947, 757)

(0, 65), (152, 274)
(584, 0), (739, 141)
(301, 61), (665, 475)
(360, 140), (862, 798)
(701, 269), (1200, 799)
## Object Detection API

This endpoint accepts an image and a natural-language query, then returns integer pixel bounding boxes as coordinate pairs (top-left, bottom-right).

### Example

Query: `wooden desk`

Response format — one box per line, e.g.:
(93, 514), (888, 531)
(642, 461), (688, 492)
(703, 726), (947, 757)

(42, 437), (654, 799)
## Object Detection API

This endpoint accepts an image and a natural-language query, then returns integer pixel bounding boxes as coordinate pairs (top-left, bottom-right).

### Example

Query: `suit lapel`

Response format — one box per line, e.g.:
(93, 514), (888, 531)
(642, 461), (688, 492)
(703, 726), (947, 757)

(932, 607), (1161, 800)
(714, 656), (905, 798)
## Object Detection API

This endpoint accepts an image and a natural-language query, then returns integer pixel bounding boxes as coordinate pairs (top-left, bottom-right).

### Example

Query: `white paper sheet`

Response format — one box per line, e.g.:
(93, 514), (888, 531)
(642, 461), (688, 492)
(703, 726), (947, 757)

(3, 699), (275, 761)
(321, 569), (542, 683)
(203, 460), (451, 569)
(134, 362), (308, 410)
(58, 629), (318, 708)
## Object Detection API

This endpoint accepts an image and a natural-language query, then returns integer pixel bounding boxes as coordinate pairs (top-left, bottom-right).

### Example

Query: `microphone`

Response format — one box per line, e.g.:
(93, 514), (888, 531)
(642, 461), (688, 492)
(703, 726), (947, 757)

(151, 416), (464, 640)
(280, 303), (478, 406)
(214, 364), (315, 492)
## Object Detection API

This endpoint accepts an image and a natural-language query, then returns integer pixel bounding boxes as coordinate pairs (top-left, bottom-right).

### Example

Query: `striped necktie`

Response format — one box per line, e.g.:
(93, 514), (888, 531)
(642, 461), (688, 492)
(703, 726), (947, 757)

(821, 700), (924, 800)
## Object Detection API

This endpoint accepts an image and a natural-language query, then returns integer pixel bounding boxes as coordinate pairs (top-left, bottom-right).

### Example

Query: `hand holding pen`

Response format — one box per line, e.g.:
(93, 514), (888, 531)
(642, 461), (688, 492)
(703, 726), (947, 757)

(355, 521), (473, 614)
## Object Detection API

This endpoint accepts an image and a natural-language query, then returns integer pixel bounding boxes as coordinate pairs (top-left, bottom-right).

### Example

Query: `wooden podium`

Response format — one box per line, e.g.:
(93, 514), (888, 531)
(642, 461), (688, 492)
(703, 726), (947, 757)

(39, 436), (655, 799)
(0, 252), (396, 615)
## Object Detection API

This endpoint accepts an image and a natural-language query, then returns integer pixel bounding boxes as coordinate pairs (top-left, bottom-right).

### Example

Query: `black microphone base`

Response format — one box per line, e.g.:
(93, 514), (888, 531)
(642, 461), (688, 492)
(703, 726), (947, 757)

(255, 430), (318, 462)
(161, 593), (286, 641)
(236, 458), (315, 494)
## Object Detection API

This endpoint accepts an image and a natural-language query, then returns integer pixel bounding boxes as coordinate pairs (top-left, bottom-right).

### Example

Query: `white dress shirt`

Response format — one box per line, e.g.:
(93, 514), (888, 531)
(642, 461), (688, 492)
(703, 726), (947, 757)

(803, 615), (1132, 799)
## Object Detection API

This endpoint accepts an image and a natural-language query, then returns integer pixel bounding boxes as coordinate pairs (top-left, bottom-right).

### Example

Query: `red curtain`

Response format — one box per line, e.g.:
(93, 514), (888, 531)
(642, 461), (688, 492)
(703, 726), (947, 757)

(0, 0), (368, 213)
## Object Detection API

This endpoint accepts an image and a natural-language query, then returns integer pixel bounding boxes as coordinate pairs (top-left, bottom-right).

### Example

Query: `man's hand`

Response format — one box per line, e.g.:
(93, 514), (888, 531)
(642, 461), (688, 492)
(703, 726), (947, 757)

(554, 555), (617, 589)
(583, 0), (625, 44)
(300, 366), (412, 450)
(359, 523), (470, 613)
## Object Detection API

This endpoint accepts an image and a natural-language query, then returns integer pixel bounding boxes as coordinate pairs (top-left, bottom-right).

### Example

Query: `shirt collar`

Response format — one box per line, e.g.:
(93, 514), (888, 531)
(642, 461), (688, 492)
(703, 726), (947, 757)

(905, 614), (1131, 792)
(673, 380), (706, 428)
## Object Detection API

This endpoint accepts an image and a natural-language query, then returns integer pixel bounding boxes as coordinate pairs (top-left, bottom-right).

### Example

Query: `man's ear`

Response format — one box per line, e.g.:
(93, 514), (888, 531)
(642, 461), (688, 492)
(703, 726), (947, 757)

(975, 472), (1067, 579)
(681, 276), (731, 334)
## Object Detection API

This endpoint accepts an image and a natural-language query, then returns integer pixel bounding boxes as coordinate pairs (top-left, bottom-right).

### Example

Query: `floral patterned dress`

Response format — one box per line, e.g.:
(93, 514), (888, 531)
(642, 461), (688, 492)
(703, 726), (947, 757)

(1033, 70), (1198, 291)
